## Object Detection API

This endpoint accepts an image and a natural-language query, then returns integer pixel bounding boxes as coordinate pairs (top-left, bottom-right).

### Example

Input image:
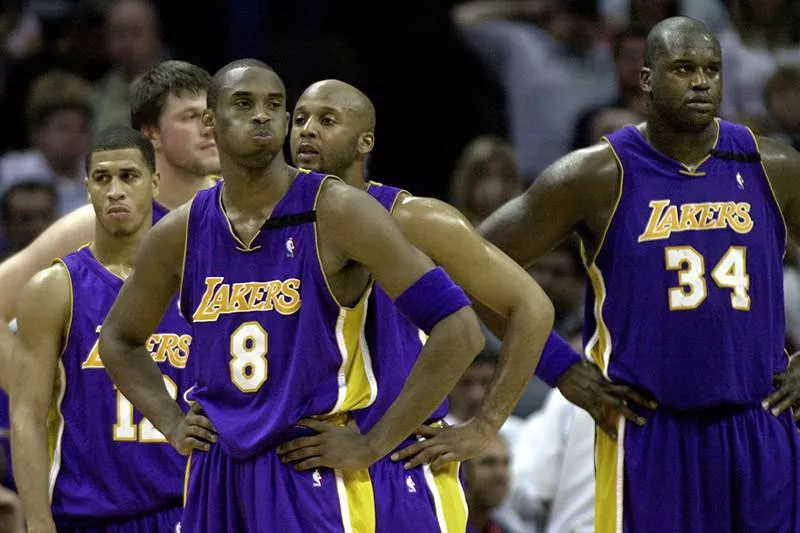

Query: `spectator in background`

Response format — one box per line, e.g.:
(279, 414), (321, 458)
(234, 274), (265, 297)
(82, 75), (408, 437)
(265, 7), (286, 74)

(0, 181), (57, 259)
(0, 70), (91, 215)
(453, 0), (616, 179)
(450, 135), (522, 225)
(528, 235), (584, 338)
(92, 0), (163, 133)
(572, 25), (647, 149)
(764, 64), (800, 151)
(510, 386), (595, 533)
(719, 0), (800, 127)
(464, 434), (514, 533)
(601, 0), (729, 34)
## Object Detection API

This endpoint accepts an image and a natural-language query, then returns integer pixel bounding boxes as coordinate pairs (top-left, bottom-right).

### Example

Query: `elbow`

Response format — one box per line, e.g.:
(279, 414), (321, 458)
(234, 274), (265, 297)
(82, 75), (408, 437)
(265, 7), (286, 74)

(97, 323), (123, 367)
(511, 286), (555, 335)
(440, 306), (486, 361)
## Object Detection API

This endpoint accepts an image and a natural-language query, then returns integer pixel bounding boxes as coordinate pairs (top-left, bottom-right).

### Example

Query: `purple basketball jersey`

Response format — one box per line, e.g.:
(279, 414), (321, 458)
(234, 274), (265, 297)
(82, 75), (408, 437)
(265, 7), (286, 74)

(591, 120), (786, 410)
(353, 181), (448, 435)
(50, 246), (191, 527)
(179, 171), (376, 459)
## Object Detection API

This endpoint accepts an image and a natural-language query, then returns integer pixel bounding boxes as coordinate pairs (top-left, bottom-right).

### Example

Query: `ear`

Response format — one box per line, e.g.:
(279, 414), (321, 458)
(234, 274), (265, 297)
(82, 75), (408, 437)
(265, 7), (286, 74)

(358, 132), (375, 156)
(284, 111), (290, 136)
(640, 67), (652, 93)
(151, 171), (161, 198)
(141, 125), (162, 152)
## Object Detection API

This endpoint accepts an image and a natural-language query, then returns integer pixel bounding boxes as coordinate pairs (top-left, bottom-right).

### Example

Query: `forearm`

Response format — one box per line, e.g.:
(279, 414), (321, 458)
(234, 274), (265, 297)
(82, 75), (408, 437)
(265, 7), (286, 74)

(477, 301), (552, 430)
(475, 301), (580, 387)
(366, 309), (483, 456)
(11, 415), (55, 531)
(99, 337), (184, 437)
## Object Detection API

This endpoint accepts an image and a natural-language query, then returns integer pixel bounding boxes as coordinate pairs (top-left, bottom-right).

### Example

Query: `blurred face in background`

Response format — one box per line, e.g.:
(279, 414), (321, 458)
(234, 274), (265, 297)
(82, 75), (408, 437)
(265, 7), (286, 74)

(34, 108), (90, 174)
(1, 185), (56, 252)
(106, 0), (159, 77)
(448, 360), (496, 422)
(463, 435), (510, 511)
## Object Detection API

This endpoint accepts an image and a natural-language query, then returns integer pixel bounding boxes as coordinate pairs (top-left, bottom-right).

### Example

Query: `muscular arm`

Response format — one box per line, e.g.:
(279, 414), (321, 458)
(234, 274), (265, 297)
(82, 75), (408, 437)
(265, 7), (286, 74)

(758, 136), (800, 243)
(478, 144), (618, 268)
(393, 196), (554, 430)
(0, 205), (95, 392)
(98, 206), (188, 442)
(10, 265), (70, 533)
(318, 182), (485, 458)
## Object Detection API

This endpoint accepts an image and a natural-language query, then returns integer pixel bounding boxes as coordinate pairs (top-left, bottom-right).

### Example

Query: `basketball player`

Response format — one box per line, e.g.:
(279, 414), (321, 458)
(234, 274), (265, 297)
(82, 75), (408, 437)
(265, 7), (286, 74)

(0, 60), (218, 392)
(98, 60), (492, 532)
(278, 79), (553, 529)
(480, 16), (800, 533)
(10, 127), (212, 532)
(284, 80), (653, 460)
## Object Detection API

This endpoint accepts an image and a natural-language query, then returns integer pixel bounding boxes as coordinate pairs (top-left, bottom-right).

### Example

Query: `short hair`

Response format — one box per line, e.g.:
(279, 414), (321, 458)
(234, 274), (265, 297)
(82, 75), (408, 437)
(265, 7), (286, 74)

(207, 59), (277, 111)
(86, 126), (156, 174)
(25, 70), (92, 134)
(612, 25), (648, 59)
(129, 60), (212, 130)
(0, 181), (57, 222)
(764, 64), (800, 111)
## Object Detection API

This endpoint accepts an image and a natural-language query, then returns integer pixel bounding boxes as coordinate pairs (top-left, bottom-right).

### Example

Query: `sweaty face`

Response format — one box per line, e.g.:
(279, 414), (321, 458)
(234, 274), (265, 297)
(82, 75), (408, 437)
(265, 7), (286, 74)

(646, 34), (722, 133)
(86, 148), (157, 237)
(291, 97), (361, 176)
(156, 92), (219, 176)
(211, 67), (288, 169)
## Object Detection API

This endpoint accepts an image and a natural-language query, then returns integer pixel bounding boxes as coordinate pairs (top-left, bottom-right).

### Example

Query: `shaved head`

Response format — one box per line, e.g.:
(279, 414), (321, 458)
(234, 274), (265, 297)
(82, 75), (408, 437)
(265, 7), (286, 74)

(298, 79), (376, 132)
(207, 58), (281, 111)
(644, 17), (719, 68)
(291, 79), (377, 182)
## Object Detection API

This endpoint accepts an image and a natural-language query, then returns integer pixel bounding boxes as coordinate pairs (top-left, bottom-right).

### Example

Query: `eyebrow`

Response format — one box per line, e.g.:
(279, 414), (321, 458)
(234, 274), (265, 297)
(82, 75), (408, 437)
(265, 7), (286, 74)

(92, 166), (141, 175)
(230, 90), (285, 99)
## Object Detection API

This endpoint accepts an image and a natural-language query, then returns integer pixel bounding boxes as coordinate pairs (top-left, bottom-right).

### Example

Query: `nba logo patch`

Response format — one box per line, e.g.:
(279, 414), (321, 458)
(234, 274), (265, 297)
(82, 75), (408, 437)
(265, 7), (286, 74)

(313, 469), (322, 488)
(406, 475), (417, 493)
(286, 237), (296, 258)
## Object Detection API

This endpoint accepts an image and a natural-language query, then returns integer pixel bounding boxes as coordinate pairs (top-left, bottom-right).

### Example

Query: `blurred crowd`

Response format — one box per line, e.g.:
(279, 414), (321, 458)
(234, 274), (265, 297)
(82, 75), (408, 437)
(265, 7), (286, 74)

(2, 0), (800, 532)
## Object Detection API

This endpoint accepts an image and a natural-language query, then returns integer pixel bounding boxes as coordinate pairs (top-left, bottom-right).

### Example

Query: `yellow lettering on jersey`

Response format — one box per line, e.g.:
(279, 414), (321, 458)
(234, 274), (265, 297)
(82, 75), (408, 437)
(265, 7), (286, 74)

(193, 277), (303, 322)
(639, 200), (753, 242)
(81, 326), (104, 369)
(84, 327), (191, 370)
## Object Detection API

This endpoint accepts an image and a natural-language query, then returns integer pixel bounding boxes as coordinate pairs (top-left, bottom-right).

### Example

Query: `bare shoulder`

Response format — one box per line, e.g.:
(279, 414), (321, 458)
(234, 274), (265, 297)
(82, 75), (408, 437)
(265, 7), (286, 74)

(756, 135), (800, 174)
(19, 262), (71, 315)
(534, 142), (619, 194)
(315, 177), (388, 227)
(393, 194), (473, 234)
(755, 135), (800, 210)
(148, 201), (191, 249)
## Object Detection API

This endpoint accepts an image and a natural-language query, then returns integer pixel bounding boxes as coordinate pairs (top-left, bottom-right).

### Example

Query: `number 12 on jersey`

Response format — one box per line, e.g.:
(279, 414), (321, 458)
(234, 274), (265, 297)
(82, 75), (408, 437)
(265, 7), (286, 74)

(665, 245), (750, 311)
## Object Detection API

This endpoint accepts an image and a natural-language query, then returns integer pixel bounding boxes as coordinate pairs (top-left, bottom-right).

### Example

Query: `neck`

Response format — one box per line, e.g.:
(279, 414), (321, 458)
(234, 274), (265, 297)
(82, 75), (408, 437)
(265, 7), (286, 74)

(89, 219), (151, 278)
(643, 113), (718, 169)
(221, 152), (293, 214)
(155, 156), (216, 210)
(338, 162), (368, 191)
(467, 504), (491, 533)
